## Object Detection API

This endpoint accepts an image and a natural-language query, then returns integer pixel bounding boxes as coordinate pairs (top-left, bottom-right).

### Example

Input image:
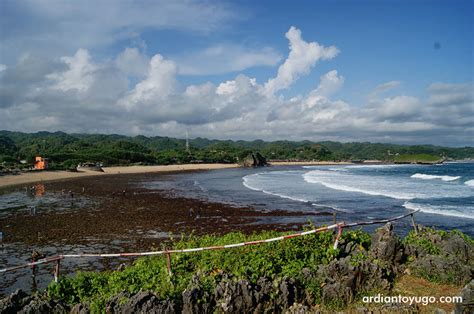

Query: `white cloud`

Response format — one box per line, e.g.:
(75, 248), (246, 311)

(1, 29), (473, 146)
(115, 48), (149, 77)
(119, 54), (177, 111)
(377, 95), (421, 120)
(0, 64), (6, 72)
(47, 49), (96, 93)
(313, 70), (344, 97)
(373, 81), (401, 94)
(176, 44), (282, 75)
(264, 26), (339, 95)
(0, 0), (241, 64)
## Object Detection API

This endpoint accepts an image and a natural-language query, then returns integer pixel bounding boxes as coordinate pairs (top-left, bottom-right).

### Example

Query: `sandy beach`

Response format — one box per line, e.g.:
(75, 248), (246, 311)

(0, 162), (361, 189)
(0, 163), (239, 189)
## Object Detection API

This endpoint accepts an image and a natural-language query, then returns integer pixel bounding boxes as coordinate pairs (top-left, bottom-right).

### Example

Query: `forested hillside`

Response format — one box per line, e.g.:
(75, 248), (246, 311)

(0, 131), (473, 169)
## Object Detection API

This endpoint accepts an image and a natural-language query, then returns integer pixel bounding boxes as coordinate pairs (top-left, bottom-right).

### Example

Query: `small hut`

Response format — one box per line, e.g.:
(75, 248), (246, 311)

(34, 156), (49, 170)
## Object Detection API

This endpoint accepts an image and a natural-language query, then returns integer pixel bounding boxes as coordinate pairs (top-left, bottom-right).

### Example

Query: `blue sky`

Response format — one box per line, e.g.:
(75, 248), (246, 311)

(0, 0), (473, 145)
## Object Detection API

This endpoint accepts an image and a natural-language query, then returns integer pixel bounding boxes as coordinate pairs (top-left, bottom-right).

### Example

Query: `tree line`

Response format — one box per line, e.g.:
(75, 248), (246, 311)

(0, 131), (473, 169)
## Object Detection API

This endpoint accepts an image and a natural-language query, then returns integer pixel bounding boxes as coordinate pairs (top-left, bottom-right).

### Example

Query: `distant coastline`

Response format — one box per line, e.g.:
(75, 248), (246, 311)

(1, 159), (455, 190)
(0, 164), (239, 189)
(0, 161), (355, 189)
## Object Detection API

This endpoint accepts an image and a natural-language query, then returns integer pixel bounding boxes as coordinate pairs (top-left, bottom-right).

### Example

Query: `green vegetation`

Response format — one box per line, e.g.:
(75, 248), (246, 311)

(0, 130), (473, 170)
(44, 226), (472, 312)
(394, 153), (443, 164)
(403, 228), (441, 255)
(47, 228), (365, 311)
(403, 227), (474, 284)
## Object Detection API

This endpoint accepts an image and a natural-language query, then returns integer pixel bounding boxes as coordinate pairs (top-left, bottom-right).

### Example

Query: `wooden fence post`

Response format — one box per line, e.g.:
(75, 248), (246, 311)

(410, 213), (418, 234)
(54, 259), (60, 283)
(165, 251), (172, 276)
(333, 224), (344, 250)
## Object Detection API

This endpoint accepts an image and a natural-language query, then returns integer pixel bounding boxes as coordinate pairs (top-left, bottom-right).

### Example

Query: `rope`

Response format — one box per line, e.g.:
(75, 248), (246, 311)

(0, 209), (420, 274)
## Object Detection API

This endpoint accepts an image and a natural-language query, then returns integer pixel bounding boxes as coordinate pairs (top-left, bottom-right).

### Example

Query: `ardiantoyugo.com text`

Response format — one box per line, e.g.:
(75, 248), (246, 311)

(362, 294), (462, 306)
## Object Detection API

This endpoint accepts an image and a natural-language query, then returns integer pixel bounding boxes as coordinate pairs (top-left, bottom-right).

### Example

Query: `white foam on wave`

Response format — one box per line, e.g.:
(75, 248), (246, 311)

(242, 173), (348, 212)
(328, 167), (348, 172)
(302, 166), (349, 172)
(312, 203), (354, 213)
(303, 170), (417, 200)
(411, 173), (461, 182)
(243, 174), (309, 203)
(465, 180), (474, 187)
(403, 202), (474, 220)
(347, 164), (409, 169)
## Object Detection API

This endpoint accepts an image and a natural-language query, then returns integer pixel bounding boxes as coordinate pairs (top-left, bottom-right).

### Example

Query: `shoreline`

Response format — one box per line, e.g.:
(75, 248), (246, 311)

(0, 161), (359, 190)
(0, 163), (239, 190)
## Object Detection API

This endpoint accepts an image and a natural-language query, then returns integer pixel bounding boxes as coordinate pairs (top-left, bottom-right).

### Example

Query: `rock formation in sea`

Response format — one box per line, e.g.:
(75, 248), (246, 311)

(241, 152), (268, 167)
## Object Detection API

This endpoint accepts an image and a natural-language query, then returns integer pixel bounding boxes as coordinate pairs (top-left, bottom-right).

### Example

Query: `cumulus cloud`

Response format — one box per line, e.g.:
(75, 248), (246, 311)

(313, 70), (345, 97)
(121, 54), (177, 109)
(264, 26), (339, 95)
(47, 49), (97, 93)
(115, 48), (149, 77)
(378, 96), (421, 120)
(0, 27), (472, 146)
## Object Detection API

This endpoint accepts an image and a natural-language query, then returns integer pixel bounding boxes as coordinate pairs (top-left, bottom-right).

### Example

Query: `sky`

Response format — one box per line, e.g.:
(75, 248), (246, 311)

(0, 0), (473, 146)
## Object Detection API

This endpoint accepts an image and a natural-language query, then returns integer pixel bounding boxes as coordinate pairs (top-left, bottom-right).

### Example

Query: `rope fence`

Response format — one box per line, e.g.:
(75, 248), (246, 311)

(0, 209), (420, 283)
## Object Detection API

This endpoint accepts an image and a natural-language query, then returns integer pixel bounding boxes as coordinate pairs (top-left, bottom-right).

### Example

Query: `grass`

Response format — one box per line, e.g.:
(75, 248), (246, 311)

(393, 275), (462, 313)
(393, 154), (442, 164)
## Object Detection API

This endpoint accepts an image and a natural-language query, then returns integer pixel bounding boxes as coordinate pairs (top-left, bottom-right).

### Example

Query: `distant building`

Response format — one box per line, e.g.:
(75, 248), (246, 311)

(34, 156), (48, 170)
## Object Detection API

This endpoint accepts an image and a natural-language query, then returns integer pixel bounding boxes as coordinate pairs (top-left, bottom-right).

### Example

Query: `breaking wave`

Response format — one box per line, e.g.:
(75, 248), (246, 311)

(403, 202), (474, 219)
(411, 173), (461, 182)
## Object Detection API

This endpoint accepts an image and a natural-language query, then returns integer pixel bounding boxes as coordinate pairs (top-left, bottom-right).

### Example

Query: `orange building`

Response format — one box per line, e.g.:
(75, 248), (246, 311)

(34, 156), (48, 170)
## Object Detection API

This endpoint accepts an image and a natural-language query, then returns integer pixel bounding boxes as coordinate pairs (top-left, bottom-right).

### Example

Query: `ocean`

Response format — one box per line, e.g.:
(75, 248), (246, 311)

(146, 162), (474, 236)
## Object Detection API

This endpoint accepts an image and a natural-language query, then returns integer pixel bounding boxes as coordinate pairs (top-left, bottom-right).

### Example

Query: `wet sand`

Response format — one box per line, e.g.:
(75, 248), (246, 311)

(0, 164), (239, 190)
(1, 172), (319, 245)
(0, 171), (329, 295)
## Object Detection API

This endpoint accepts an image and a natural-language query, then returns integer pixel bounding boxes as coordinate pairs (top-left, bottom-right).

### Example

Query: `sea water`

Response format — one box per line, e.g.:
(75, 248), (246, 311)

(149, 162), (474, 236)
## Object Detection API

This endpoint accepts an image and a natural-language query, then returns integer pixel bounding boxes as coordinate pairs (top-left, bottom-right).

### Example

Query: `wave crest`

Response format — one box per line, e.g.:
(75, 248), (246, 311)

(403, 202), (474, 219)
(411, 173), (461, 181)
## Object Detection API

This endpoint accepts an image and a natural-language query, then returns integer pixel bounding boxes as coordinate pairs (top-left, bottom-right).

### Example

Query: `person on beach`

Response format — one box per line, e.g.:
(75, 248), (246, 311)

(189, 208), (195, 218)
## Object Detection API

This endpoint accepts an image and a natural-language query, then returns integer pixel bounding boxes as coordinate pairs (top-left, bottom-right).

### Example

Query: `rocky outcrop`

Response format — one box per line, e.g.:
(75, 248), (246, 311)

(316, 223), (404, 305)
(0, 289), (68, 314)
(455, 279), (474, 314)
(241, 152), (268, 167)
(404, 226), (474, 285)
(1, 224), (472, 313)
